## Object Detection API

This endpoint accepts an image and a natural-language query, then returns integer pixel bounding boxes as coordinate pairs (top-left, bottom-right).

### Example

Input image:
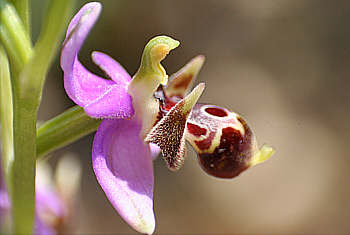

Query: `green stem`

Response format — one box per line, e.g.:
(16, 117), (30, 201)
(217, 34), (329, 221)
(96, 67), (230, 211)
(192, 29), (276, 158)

(11, 0), (30, 35)
(37, 105), (102, 159)
(0, 0), (33, 73)
(20, 0), (76, 97)
(0, 45), (14, 193)
(0, 24), (24, 73)
(11, 90), (38, 235)
(1, 0), (78, 234)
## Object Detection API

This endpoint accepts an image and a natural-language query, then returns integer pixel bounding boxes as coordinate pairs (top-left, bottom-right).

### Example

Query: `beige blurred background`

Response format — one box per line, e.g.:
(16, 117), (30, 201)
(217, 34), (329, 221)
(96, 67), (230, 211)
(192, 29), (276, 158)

(35, 0), (350, 234)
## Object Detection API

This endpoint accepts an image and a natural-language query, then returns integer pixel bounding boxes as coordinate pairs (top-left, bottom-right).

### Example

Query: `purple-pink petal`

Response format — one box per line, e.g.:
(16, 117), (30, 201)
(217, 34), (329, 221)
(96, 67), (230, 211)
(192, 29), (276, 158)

(92, 118), (155, 234)
(91, 51), (131, 84)
(61, 2), (134, 118)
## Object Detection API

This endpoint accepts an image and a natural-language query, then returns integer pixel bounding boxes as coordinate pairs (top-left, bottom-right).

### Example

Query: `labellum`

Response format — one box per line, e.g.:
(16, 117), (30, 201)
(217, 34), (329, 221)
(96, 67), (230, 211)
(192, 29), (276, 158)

(145, 55), (275, 179)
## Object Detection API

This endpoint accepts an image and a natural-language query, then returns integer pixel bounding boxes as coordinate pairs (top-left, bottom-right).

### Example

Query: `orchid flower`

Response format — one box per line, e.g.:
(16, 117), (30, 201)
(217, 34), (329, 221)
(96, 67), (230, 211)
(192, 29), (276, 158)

(61, 2), (275, 234)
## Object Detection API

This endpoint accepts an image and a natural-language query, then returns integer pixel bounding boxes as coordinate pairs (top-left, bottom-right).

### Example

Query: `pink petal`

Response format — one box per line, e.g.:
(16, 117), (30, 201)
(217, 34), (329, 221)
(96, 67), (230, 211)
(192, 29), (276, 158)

(91, 51), (131, 84)
(61, 3), (133, 118)
(92, 118), (155, 234)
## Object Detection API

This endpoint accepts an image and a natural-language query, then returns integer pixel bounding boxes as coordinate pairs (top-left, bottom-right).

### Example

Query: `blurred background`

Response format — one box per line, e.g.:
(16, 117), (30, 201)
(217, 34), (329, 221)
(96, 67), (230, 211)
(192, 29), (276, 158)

(35, 0), (349, 234)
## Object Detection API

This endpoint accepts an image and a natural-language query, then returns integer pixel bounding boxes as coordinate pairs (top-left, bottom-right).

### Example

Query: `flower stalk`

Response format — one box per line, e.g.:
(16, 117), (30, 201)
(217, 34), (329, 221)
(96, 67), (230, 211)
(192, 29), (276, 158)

(0, 0), (77, 233)
(11, 90), (37, 234)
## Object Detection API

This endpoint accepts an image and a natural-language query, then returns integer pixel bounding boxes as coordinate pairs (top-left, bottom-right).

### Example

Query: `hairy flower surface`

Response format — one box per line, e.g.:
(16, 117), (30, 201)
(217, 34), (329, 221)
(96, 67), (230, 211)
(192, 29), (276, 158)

(61, 2), (275, 234)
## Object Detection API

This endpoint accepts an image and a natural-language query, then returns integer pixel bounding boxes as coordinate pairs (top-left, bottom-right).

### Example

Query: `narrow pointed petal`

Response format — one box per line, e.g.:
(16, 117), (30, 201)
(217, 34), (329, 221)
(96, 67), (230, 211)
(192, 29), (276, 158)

(92, 118), (155, 234)
(165, 55), (205, 98)
(145, 83), (205, 170)
(61, 2), (101, 85)
(61, 3), (133, 118)
(91, 51), (131, 84)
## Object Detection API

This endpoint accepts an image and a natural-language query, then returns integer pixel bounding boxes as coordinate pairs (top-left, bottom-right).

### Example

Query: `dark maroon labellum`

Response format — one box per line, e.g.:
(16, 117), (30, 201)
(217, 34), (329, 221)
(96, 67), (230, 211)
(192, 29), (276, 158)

(194, 131), (216, 151)
(198, 120), (254, 178)
(205, 107), (228, 117)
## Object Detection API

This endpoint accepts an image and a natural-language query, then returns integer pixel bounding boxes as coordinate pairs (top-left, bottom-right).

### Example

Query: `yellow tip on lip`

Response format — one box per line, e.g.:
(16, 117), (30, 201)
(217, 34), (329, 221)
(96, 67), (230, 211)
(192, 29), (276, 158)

(250, 144), (276, 166)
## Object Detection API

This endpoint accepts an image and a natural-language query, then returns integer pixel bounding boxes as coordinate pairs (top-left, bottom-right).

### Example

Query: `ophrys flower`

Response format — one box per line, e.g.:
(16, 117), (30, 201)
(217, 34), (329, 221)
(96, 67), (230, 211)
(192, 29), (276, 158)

(60, 2), (275, 234)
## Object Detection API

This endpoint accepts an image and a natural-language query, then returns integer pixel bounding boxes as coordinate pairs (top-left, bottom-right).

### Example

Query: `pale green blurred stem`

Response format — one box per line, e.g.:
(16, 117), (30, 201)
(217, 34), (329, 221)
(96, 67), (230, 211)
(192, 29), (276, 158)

(1, 0), (77, 234)
(20, 0), (76, 98)
(0, 23), (25, 73)
(0, 1), (35, 234)
(37, 106), (102, 159)
(0, 45), (14, 196)
(11, 80), (38, 235)
(11, 0), (30, 36)
(0, 0), (33, 73)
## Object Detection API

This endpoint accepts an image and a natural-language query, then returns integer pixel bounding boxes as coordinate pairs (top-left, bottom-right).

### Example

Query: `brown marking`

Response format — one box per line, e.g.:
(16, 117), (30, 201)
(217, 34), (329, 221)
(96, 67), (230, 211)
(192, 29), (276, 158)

(186, 123), (207, 137)
(205, 107), (228, 117)
(194, 131), (216, 151)
(173, 74), (193, 89)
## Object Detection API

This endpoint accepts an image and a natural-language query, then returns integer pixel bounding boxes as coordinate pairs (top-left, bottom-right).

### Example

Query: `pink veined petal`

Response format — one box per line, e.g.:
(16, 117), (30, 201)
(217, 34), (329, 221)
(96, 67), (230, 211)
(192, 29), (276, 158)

(61, 2), (134, 118)
(92, 118), (155, 234)
(83, 83), (133, 118)
(66, 2), (102, 37)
